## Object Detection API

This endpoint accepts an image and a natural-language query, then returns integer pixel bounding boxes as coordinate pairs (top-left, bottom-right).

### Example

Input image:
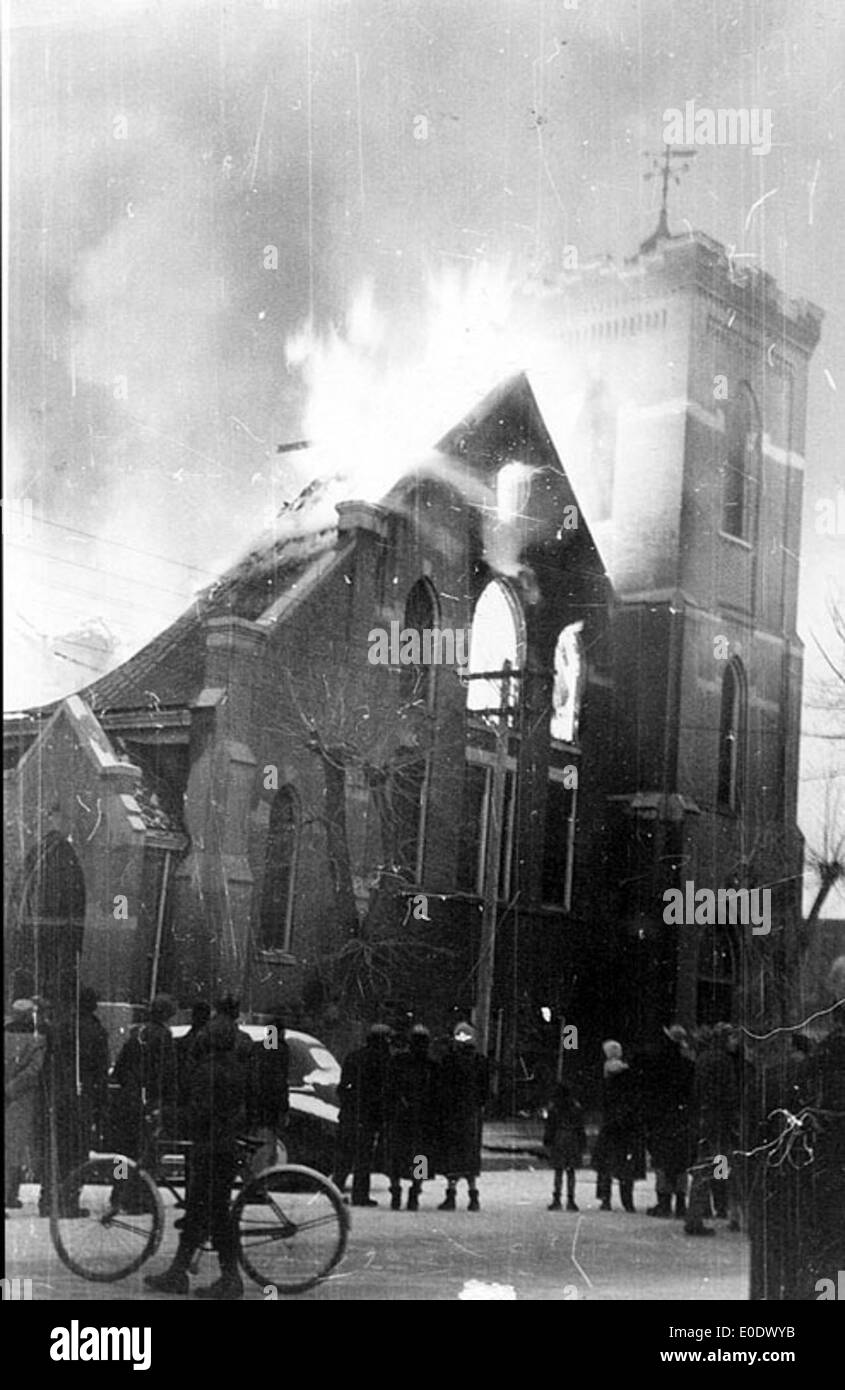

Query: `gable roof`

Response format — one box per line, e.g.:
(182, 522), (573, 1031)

(9, 372), (607, 724)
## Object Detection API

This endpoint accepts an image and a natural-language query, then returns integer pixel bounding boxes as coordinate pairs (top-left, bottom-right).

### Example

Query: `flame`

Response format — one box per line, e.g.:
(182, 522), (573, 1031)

(285, 261), (546, 508)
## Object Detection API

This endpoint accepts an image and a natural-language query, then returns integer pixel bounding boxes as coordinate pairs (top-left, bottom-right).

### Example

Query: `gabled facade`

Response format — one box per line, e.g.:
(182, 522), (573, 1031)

(4, 229), (823, 1088)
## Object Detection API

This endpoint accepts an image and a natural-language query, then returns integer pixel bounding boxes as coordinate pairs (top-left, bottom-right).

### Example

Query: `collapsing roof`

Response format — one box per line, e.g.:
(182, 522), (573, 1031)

(10, 372), (604, 723)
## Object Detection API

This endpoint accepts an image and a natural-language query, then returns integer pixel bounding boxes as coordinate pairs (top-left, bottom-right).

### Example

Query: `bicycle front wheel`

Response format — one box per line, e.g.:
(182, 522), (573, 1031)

(233, 1164), (348, 1294)
(50, 1154), (164, 1282)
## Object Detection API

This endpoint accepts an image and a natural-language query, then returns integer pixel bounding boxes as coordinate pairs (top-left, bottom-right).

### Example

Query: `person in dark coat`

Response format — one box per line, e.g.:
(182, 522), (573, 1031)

(38, 988), (110, 1216)
(109, 995), (177, 1213)
(249, 1010), (290, 1172)
(388, 1024), (437, 1211)
(332, 1024), (393, 1206)
(544, 1083), (586, 1211)
(684, 1023), (739, 1236)
(645, 1025), (694, 1219)
(5, 1000), (46, 1212)
(145, 1014), (250, 1300)
(435, 1021), (488, 1212)
(174, 1002), (212, 1137)
(593, 1040), (642, 1212)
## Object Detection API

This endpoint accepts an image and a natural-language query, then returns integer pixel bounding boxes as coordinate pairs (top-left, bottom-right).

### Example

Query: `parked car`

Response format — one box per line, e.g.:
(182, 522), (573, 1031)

(169, 1024), (340, 1174)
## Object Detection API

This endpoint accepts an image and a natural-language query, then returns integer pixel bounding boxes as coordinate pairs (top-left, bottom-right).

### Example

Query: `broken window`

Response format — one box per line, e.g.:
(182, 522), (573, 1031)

(456, 758), (517, 898)
(466, 578), (523, 718)
(550, 620), (584, 744)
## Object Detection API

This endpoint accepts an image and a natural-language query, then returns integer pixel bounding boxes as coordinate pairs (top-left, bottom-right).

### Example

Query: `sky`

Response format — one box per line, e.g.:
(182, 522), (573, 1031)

(3, 0), (844, 910)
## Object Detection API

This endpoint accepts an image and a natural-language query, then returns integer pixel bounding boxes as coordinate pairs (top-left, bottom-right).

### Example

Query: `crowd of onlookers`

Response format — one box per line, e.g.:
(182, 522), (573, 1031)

(575, 1023), (752, 1235)
(6, 961), (844, 1272)
(332, 1019), (488, 1210)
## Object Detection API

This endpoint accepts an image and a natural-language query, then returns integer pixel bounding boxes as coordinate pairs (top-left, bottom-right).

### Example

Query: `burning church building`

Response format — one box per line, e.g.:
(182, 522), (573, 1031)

(3, 225), (822, 1088)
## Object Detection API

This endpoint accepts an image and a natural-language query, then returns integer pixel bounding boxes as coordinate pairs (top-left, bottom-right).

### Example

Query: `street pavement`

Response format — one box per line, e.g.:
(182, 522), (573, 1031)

(5, 1164), (748, 1302)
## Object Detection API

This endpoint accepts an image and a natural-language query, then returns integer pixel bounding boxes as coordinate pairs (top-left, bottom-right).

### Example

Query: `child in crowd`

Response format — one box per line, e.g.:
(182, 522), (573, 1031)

(544, 1083), (587, 1212)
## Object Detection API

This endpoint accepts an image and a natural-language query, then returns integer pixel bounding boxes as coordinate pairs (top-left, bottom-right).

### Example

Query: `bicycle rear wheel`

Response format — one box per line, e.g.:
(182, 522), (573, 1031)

(50, 1154), (164, 1282)
(233, 1164), (348, 1294)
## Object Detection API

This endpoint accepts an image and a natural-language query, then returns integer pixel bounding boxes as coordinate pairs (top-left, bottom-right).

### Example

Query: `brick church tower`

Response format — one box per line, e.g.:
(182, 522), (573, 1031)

(516, 224), (823, 1039)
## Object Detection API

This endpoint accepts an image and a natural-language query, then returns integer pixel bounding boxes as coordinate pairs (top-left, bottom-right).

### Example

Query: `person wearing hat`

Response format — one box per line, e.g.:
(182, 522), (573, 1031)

(643, 1026), (695, 1219)
(145, 1012), (250, 1299)
(332, 1023), (394, 1206)
(434, 1022), (487, 1212)
(110, 995), (178, 1210)
(593, 1040), (641, 1212)
(5, 1000), (46, 1213)
(387, 1024), (437, 1211)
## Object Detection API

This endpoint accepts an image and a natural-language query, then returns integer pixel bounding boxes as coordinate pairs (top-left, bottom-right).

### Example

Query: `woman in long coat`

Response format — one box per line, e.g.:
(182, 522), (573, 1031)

(388, 1025), (437, 1210)
(435, 1022), (488, 1212)
(593, 1039), (644, 1212)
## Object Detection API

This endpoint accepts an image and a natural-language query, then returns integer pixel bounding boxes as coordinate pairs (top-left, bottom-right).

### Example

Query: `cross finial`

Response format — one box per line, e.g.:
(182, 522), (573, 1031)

(639, 144), (697, 253)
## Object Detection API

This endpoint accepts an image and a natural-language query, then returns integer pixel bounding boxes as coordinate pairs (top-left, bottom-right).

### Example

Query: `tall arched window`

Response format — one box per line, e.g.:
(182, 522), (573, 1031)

(550, 621), (585, 744)
(722, 384), (761, 541)
(401, 577), (439, 709)
(717, 659), (746, 812)
(466, 579), (524, 718)
(259, 787), (300, 951)
(16, 832), (86, 1005)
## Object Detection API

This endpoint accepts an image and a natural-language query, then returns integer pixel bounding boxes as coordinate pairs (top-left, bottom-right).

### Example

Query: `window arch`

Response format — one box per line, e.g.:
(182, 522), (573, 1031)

(401, 576), (439, 709)
(550, 621), (585, 744)
(259, 786), (300, 952)
(717, 659), (747, 812)
(16, 832), (86, 1006)
(466, 579), (524, 718)
(721, 384), (761, 541)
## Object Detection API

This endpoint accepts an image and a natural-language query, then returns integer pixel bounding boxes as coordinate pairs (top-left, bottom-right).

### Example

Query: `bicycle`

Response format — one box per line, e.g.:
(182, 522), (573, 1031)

(48, 1128), (349, 1295)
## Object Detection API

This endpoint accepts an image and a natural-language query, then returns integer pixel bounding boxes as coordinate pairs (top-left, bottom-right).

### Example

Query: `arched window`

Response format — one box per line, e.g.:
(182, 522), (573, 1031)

(550, 621), (584, 744)
(717, 659), (746, 812)
(496, 461), (533, 524)
(722, 385), (761, 541)
(466, 579), (524, 718)
(401, 577), (439, 709)
(259, 787), (300, 952)
(16, 832), (86, 1006)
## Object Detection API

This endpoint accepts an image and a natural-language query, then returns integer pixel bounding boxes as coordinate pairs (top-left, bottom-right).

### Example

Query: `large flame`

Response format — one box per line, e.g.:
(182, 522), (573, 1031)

(284, 261), (550, 509)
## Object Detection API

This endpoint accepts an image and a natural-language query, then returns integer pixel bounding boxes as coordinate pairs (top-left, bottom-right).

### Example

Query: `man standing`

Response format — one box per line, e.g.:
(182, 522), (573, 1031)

(145, 1013), (250, 1299)
(250, 1010), (290, 1173)
(333, 1024), (393, 1207)
(684, 1024), (738, 1237)
(646, 1025), (694, 1219)
(110, 995), (177, 1212)
(388, 1024), (437, 1211)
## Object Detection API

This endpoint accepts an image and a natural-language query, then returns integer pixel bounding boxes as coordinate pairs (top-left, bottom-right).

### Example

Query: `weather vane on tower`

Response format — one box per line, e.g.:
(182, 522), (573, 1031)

(639, 144), (698, 253)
